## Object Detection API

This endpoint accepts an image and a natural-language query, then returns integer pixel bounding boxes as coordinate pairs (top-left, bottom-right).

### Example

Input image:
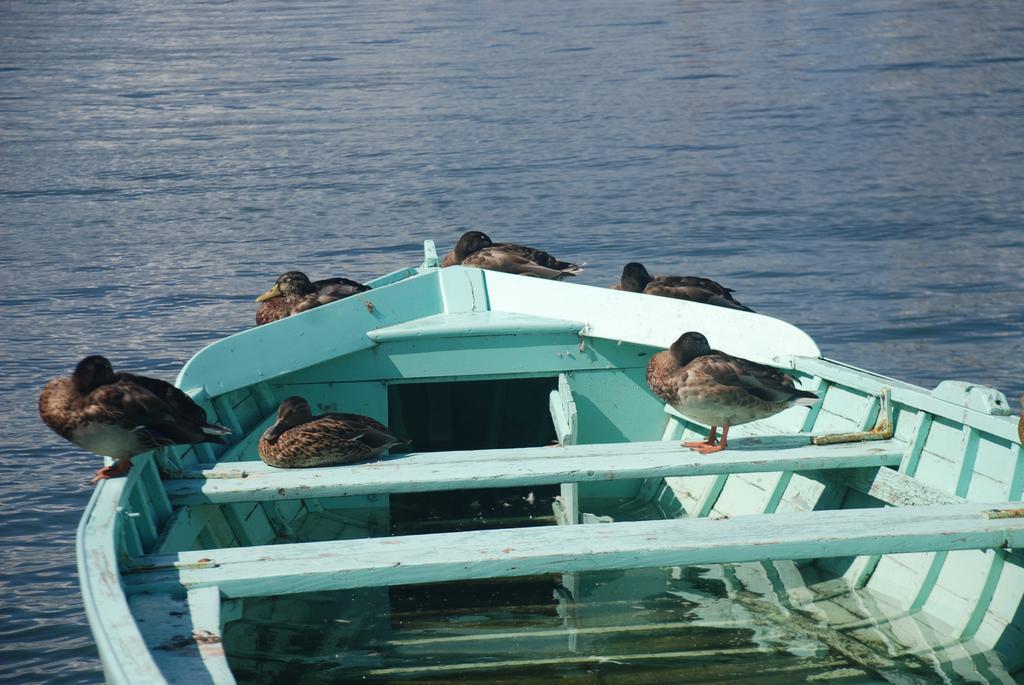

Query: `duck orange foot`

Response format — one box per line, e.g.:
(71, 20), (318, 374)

(90, 460), (132, 484)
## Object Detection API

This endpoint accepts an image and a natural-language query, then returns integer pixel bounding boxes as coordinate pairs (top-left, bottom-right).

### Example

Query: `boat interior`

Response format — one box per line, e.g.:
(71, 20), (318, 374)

(83, 246), (1024, 684)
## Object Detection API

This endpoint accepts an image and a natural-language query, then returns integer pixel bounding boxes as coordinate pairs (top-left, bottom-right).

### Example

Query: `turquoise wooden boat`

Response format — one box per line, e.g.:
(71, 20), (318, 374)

(78, 241), (1024, 684)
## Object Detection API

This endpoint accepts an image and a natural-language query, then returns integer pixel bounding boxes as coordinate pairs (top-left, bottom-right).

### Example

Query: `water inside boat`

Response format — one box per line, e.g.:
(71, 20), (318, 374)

(222, 560), (996, 684)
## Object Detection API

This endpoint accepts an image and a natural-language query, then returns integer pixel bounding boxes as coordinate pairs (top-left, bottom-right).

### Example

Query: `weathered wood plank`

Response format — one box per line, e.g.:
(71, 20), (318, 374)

(549, 374), (580, 526)
(152, 506), (214, 555)
(164, 439), (904, 506)
(833, 466), (963, 507)
(124, 502), (1024, 599)
(128, 587), (236, 684)
(794, 357), (1019, 443)
(76, 479), (169, 684)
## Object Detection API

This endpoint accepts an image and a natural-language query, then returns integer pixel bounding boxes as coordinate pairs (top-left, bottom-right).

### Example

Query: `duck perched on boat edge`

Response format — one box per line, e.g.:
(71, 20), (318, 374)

(256, 271), (371, 325)
(441, 230), (583, 280)
(1018, 396), (1023, 446)
(647, 332), (818, 453)
(258, 396), (403, 468)
(615, 262), (753, 312)
(39, 356), (231, 482)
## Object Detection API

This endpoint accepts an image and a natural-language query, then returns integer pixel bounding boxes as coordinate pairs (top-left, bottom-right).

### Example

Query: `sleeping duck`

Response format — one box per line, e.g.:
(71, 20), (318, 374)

(39, 356), (231, 482)
(258, 396), (402, 468)
(1018, 396), (1023, 446)
(615, 262), (753, 312)
(441, 230), (582, 280)
(647, 332), (818, 453)
(255, 271), (371, 325)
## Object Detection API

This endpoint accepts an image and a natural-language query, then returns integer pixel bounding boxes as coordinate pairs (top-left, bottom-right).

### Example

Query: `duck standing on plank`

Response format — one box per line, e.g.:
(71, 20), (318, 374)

(39, 356), (231, 482)
(258, 396), (402, 468)
(256, 271), (370, 325)
(441, 230), (582, 280)
(615, 262), (753, 312)
(647, 332), (818, 454)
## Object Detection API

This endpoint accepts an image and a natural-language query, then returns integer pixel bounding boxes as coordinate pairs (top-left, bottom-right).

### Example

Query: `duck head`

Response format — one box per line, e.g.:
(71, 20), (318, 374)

(262, 396), (314, 444)
(453, 231), (494, 261)
(256, 271), (315, 302)
(73, 355), (117, 394)
(669, 332), (712, 365)
(620, 262), (653, 293)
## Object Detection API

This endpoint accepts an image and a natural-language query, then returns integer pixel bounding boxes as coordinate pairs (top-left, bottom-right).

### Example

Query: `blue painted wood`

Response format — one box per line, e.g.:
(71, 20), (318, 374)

(550, 373), (580, 525)
(76, 479), (168, 684)
(420, 239), (439, 268)
(175, 270), (445, 397)
(795, 357), (1019, 443)
(163, 438), (904, 506)
(127, 587), (235, 684)
(836, 467), (964, 507)
(484, 269), (821, 364)
(367, 311), (583, 342)
(153, 506), (214, 555)
(438, 265), (489, 314)
(124, 503), (1024, 599)
(276, 335), (650, 386)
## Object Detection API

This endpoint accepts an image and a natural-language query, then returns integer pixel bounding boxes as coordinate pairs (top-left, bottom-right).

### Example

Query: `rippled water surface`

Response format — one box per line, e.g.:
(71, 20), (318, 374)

(2, 1), (1023, 682)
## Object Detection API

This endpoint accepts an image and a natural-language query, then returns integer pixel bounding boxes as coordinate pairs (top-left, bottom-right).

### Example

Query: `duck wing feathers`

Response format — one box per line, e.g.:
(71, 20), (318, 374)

(257, 278), (370, 324)
(493, 243), (580, 272)
(313, 278), (371, 298)
(260, 413), (401, 468)
(462, 246), (582, 279)
(652, 275), (734, 296)
(689, 352), (811, 403)
(644, 282), (753, 312)
(321, 413), (400, 449)
(116, 373), (210, 428)
(80, 381), (226, 446)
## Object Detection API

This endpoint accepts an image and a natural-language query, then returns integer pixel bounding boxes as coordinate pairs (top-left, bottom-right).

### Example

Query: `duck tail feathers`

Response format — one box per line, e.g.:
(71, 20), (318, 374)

(202, 423), (233, 437)
(792, 391), (819, 407)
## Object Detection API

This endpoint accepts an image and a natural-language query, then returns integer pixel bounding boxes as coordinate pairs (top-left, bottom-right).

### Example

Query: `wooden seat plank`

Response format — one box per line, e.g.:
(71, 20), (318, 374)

(164, 438), (905, 506)
(124, 502), (1024, 599)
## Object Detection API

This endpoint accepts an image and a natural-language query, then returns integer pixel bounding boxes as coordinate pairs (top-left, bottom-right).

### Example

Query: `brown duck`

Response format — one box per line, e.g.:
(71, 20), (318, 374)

(256, 271), (371, 325)
(258, 396), (402, 468)
(615, 262), (753, 312)
(39, 356), (231, 482)
(647, 332), (818, 453)
(441, 230), (582, 279)
(1019, 396), (1023, 446)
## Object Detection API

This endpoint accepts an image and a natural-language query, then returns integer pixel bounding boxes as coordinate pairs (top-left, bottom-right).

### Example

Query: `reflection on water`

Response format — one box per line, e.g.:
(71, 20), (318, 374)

(224, 563), (968, 684)
(1, 0), (1023, 682)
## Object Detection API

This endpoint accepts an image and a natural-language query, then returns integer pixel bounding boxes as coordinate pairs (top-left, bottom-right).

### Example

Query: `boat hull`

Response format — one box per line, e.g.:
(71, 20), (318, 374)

(77, 246), (1024, 683)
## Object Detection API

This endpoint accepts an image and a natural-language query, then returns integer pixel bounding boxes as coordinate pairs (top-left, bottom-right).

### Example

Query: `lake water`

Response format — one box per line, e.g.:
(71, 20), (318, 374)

(1, 1), (1023, 682)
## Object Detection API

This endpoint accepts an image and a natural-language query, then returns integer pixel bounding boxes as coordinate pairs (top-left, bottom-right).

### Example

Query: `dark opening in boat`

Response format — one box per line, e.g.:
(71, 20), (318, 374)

(388, 377), (560, 535)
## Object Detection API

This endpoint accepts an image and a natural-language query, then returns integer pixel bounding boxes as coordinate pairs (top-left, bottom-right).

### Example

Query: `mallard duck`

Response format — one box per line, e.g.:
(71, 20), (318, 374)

(256, 271), (371, 325)
(646, 332), (818, 453)
(39, 356), (231, 482)
(1018, 396), (1023, 446)
(441, 230), (582, 279)
(258, 396), (402, 468)
(615, 262), (753, 312)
